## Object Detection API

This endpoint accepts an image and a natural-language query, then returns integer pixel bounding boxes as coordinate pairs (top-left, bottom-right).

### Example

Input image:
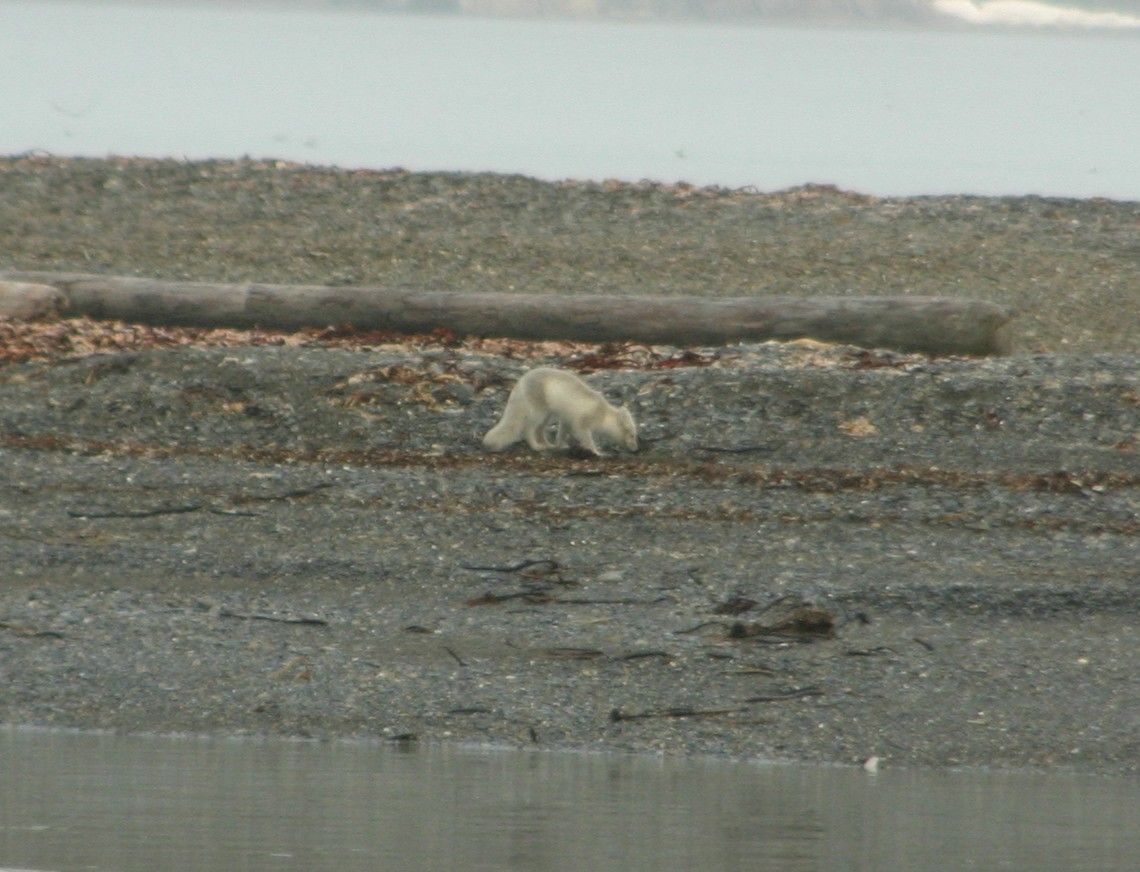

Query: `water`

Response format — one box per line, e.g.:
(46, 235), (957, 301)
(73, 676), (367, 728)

(2, 1), (1139, 198)
(1, 730), (1137, 871)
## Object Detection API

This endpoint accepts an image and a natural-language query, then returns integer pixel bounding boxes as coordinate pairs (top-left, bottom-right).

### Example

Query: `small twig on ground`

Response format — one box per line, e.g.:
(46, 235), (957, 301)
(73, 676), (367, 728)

(468, 591), (667, 607)
(694, 444), (774, 454)
(675, 620), (727, 635)
(236, 482), (337, 503)
(461, 558), (560, 574)
(555, 596), (671, 606)
(730, 665), (777, 676)
(466, 589), (555, 606)
(541, 647), (605, 660)
(443, 645), (467, 667)
(846, 646), (896, 657)
(610, 706), (747, 722)
(743, 686), (823, 703)
(0, 621), (65, 639)
(67, 503), (202, 519)
(217, 609), (328, 626)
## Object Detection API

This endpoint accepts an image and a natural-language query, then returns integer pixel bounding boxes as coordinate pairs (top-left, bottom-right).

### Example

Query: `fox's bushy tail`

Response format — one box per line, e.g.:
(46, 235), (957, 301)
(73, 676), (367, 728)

(482, 399), (525, 451)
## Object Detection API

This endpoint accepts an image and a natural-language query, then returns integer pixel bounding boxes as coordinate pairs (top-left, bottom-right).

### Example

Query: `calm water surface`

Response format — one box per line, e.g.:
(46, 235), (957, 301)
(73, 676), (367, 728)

(1, 729), (1138, 871)
(3, 1), (1139, 198)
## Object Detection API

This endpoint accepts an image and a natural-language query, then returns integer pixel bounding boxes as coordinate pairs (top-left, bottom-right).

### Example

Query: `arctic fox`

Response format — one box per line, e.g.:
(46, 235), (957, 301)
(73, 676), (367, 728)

(483, 367), (638, 456)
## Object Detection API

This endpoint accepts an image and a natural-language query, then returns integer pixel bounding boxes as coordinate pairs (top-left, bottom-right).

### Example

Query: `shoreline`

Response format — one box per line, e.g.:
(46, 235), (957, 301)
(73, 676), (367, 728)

(4, 722), (1132, 781)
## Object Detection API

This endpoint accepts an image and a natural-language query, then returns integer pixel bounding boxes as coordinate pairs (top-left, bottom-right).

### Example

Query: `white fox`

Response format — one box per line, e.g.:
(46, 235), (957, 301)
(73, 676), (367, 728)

(482, 367), (638, 456)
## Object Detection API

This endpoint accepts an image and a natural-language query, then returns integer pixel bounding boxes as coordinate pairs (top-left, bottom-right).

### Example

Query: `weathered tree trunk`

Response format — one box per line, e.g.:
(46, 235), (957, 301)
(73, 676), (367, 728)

(0, 270), (1012, 355)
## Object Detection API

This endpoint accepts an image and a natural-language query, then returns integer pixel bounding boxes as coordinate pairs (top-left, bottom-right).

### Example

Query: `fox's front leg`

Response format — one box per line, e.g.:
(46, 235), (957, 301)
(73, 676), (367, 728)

(569, 422), (604, 457)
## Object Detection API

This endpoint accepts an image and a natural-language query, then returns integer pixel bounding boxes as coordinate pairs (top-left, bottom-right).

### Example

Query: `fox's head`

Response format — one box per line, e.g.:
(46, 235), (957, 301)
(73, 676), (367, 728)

(616, 406), (638, 452)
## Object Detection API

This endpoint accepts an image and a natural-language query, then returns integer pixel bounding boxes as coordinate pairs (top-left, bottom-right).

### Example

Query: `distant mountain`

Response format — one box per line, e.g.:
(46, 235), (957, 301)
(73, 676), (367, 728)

(331, 0), (938, 22)
(257, 0), (1140, 29)
(448, 1), (935, 24)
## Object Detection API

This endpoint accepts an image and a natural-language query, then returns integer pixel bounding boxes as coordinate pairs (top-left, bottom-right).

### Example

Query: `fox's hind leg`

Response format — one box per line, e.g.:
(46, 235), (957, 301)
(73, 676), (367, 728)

(524, 416), (554, 451)
(550, 417), (570, 449)
(526, 414), (566, 450)
(541, 414), (569, 449)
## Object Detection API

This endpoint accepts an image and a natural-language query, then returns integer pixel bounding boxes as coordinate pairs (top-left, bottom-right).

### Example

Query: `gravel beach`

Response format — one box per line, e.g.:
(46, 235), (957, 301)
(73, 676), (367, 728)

(0, 156), (1137, 773)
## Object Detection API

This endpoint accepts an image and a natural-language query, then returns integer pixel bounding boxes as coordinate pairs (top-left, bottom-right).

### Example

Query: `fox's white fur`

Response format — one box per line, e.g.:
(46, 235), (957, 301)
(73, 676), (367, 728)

(483, 367), (638, 456)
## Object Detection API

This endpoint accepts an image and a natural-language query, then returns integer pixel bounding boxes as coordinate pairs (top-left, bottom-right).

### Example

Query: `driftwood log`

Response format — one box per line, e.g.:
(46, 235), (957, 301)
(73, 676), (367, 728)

(0, 271), (1012, 355)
